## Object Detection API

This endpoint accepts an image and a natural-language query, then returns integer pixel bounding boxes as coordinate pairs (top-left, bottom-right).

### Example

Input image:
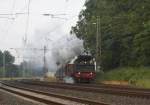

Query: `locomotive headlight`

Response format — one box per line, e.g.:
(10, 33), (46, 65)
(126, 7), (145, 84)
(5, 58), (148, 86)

(90, 72), (93, 75)
(78, 72), (81, 75)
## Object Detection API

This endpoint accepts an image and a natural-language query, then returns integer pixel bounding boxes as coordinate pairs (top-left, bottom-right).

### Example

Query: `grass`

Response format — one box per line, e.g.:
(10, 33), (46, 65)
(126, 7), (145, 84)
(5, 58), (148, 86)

(96, 67), (150, 88)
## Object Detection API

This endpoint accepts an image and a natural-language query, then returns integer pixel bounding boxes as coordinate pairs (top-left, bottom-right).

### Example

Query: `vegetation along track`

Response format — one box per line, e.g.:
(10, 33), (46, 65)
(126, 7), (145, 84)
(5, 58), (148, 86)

(15, 80), (150, 98)
(0, 81), (109, 105)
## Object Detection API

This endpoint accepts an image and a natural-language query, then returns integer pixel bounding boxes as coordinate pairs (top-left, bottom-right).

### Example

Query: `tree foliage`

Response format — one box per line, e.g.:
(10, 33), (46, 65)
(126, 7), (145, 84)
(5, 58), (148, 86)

(0, 51), (3, 66)
(71, 0), (150, 70)
(0, 50), (15, 66)
(0, 50), (17, 77)
(3, 51), (15, 65)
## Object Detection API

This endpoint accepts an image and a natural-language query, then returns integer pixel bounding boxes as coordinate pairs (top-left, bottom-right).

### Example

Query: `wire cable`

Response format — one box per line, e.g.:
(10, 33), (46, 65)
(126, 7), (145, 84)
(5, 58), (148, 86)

(24, 0), (31, 46)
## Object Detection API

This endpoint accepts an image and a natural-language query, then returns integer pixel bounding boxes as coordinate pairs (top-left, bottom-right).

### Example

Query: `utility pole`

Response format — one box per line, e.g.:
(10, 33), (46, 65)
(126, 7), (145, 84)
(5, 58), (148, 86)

(96, 16), (102, 72)
(3, 52), (5, 78)
(22, 60), (26, 78)
(43, 45), (48, 77)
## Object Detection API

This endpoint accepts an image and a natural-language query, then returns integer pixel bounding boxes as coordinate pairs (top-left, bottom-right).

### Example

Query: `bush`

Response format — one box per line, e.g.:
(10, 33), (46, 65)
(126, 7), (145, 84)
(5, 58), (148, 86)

(96, 67), (150, 88)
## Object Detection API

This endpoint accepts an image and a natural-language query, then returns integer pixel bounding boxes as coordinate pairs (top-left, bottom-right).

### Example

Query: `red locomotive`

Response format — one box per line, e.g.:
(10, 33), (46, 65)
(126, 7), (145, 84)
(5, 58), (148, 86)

(55, 54), (96, 83)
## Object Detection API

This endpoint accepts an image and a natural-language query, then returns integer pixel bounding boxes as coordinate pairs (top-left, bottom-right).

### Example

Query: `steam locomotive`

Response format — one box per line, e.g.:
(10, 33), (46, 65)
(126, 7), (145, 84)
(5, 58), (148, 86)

(55, 54), (96, 83)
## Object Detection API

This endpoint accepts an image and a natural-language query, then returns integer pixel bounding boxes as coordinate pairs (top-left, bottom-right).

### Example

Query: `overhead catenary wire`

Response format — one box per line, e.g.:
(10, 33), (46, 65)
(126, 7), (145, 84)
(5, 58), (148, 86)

(0, 0), (17, 51)
(5, 0), (16, 32)
(22, 0), (31, 77)
(43, 14), (79, 39)
(24, 0), (31, 45)
(11, 0), (16, 14)
(1, 1), (80, 49)
(0, 17), (15, 19)
(0, 0), (16, 18)
(19, 0), (28, 13)
(0, 0), (80, 48)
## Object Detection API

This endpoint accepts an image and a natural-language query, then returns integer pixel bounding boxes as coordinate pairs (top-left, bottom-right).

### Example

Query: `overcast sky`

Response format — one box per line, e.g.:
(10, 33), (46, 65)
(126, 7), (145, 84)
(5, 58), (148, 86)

(0, 0), (86, 55)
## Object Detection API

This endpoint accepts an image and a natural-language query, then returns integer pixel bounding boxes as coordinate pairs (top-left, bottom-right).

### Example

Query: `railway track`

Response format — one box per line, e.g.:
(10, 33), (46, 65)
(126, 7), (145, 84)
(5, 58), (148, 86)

(14, 80), (150, 98)
(23, 80), (150, 91)
(0, 81), (109, 105)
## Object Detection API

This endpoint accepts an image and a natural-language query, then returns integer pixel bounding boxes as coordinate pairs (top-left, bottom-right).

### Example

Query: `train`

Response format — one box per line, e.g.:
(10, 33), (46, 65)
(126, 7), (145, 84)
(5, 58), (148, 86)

(55, 54), (96, 83)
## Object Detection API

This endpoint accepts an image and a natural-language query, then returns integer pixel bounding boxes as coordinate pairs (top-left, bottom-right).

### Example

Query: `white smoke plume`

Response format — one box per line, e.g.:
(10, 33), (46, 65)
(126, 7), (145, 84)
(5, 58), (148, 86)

(23, 28), (84, 75)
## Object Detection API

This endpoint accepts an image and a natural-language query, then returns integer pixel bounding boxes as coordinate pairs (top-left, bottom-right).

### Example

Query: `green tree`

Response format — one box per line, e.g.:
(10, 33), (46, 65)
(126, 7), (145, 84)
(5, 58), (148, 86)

(133, 21), (150, 66)
(0, 50), (3, 66)
(0, 50), (16, 77)
(3, 51), (15, 65)
(71, 0), (150, 70)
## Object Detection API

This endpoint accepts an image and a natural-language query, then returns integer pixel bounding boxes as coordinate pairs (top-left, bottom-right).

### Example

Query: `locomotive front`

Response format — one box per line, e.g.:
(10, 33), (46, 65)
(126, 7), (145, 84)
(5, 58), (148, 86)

(55, 54), (96, 83)
(72, 55), (96, 82)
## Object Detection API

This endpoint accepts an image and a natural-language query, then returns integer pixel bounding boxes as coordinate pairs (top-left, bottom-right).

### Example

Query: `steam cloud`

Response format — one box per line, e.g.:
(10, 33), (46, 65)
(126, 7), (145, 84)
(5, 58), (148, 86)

(23, 28), (84, 75)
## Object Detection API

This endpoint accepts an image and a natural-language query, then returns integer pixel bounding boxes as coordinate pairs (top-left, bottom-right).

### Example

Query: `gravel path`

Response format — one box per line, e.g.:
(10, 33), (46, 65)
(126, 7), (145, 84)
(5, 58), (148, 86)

(0, 89), (45, 105)
(15, 83), (150, 105)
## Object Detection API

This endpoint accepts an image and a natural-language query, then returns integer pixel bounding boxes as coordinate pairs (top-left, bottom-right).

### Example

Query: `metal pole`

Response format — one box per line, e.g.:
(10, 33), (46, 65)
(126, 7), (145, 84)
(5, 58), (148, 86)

(43, 45), (48, 76)
(96, 16), (99, 72)
(96, 16), (102, 72)
(3, 52), (5, 78)
(99, 16), (102, 71)
(22, 60), (25, 77)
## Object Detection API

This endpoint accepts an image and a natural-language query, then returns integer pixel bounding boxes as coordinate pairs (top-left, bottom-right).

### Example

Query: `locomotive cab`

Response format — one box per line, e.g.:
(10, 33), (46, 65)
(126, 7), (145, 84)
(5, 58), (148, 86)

(73, 55), (96, 82)
(55, 54), (96, 83)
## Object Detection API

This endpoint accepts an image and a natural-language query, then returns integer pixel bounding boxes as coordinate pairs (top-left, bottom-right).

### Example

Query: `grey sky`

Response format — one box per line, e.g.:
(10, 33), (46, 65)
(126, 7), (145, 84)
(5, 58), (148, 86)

(0, 0), (85, 53)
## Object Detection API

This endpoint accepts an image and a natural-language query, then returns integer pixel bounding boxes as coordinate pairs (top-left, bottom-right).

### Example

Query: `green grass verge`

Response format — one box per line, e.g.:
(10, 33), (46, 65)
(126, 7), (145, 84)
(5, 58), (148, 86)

(96, 67), (150, 88)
